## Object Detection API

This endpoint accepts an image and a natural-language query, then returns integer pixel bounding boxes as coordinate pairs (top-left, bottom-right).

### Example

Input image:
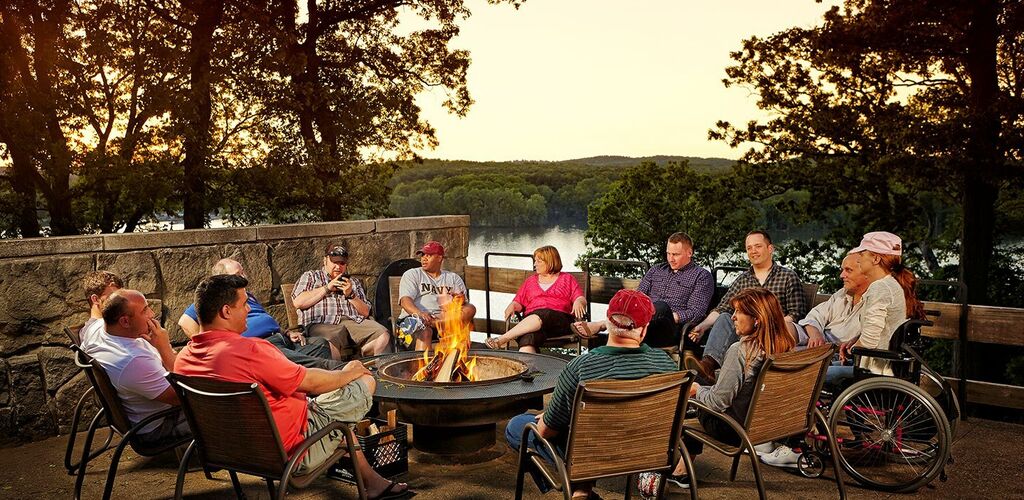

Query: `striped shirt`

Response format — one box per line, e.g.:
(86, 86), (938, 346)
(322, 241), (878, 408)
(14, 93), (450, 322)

(543, 344), (678, 433)
(713, 264), (807, 320)
(638, 262), (714, 324)
(293, 269), (368, 325)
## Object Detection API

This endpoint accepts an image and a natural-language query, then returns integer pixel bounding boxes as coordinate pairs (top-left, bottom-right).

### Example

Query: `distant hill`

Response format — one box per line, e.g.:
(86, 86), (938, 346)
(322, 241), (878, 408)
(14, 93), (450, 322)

(397, 155), (737, 176)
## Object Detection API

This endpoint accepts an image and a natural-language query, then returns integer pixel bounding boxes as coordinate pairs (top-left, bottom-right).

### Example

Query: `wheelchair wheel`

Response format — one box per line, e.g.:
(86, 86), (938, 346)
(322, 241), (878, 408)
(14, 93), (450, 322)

(797, 451), (825, 478)
(828, 377), (951, 493)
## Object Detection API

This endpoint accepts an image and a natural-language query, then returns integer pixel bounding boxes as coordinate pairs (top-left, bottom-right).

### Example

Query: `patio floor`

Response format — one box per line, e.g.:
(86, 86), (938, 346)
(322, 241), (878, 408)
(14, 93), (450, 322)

(0, 415), (1021, 499)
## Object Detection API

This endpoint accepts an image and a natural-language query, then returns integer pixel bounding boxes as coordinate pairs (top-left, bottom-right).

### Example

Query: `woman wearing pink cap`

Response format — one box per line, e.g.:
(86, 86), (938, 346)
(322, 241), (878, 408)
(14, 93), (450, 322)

(837, 231), (925, 375)
(486, 246), (587, 352)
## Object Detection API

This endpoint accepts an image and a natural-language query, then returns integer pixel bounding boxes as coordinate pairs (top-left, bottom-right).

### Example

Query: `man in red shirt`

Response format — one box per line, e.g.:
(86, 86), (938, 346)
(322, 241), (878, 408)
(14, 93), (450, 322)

(174, 274), (409, 499)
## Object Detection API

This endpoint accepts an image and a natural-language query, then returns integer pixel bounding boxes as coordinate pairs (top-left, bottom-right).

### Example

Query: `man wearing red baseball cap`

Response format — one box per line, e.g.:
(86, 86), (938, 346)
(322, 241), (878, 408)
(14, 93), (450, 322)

(398, 241), (476, 350)
(503, 289), (678, 499)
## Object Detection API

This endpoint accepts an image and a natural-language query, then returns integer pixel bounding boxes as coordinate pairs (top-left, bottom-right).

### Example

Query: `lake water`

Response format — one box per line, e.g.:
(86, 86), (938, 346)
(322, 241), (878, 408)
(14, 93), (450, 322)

(466, 226), (605, 329)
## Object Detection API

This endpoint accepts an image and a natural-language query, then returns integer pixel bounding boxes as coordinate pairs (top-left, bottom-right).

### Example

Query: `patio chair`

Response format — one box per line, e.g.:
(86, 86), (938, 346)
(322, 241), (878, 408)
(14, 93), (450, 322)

(680, 344), (845, 500)
(514, 370), (698, 500)
(70, 345), (193, 500)
(168, 373), (366, 500)
(62, 325), (114, 476)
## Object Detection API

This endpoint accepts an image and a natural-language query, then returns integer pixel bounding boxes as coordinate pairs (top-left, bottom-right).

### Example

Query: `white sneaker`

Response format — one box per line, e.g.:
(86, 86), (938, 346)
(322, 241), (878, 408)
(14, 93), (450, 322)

(760, 445), (800, 468)
(754, 442), (777, 457)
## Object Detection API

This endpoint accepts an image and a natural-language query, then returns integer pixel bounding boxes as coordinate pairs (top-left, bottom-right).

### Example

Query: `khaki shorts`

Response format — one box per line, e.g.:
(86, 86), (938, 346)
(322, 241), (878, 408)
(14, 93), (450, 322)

(307, 319), (388, 352)
(298, 378), (374, 471)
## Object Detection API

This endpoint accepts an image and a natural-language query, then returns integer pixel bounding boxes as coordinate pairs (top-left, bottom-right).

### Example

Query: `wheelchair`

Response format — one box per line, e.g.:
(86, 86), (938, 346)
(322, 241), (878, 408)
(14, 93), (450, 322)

(795, 314), (960, 493)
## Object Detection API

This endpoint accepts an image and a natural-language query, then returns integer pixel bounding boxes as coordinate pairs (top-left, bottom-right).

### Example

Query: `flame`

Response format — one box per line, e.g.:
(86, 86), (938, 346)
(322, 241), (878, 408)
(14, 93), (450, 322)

(415, 294), (479, 381)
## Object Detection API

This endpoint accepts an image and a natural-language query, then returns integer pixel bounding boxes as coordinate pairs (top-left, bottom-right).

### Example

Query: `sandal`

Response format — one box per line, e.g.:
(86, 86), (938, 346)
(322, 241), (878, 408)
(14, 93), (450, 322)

(485, 335), (509, 349)
(570, 321), (597, 339)
(369, 480), (410, 500)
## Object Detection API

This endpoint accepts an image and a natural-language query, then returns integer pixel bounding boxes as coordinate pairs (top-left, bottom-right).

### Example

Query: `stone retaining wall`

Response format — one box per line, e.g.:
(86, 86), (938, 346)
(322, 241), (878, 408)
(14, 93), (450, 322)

(0, 215), (469, 445)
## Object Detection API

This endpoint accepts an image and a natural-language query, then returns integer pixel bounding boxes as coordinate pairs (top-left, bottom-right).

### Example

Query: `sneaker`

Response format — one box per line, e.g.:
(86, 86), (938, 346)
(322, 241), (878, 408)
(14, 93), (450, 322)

(636, 471), (660, 497)
(754, 442), (777, 457)
(760, 445), (800, 468)
(665, 473), (690, 489)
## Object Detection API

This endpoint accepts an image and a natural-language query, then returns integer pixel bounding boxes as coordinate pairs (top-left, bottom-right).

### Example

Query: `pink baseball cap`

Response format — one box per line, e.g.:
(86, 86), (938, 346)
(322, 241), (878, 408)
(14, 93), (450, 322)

(607, 289), (655, 329)
(849, 231), (902, 256)
(415, 241), (445, 256)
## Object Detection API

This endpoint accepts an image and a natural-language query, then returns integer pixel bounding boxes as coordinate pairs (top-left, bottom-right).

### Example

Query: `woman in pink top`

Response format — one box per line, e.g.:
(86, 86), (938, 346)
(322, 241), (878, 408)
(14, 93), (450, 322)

(485, 246), (587, 353)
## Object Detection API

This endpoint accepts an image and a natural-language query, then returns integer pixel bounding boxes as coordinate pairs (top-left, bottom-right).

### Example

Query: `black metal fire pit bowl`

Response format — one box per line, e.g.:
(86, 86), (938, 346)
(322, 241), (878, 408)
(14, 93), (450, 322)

(363, 349), (568, 455)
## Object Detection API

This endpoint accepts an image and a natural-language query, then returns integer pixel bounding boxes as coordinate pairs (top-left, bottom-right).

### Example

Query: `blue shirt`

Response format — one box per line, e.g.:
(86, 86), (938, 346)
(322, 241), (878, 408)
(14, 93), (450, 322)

(184, 292), (280, 338)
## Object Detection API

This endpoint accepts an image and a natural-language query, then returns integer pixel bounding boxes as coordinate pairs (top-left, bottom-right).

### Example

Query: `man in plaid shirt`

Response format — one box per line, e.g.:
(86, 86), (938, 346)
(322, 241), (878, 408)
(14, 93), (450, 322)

(291, 244), (391, 359)
(685, 230), (807, 382)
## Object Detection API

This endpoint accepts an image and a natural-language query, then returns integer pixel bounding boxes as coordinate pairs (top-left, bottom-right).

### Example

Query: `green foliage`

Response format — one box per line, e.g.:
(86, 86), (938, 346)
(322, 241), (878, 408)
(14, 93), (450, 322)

(578, 161), (753, 276)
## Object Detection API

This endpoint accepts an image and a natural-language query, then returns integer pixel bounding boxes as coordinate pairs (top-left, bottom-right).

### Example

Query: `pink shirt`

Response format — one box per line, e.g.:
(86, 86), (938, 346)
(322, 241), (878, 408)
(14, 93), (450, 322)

(512, 273), (584, 315)
(174, 330), (309, 455)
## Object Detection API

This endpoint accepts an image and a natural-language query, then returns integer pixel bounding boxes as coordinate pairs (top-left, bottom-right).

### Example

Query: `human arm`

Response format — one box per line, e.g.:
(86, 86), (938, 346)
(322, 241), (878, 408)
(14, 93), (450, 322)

(673, 269), (714, 325)
(689, 310), (721, 341)
(177, 311), (200, 339)
(779, 271), (808, 321)
(534, 412), (559, 439)
(296, 360), (372, 394)
(694, 343), (748, 412)
(854, 283), (896, 351)
(140, 319), (177, 372)
(344, 278), (371, 318)
(504, 301), (523, 319)
(292, 271), (344, 311)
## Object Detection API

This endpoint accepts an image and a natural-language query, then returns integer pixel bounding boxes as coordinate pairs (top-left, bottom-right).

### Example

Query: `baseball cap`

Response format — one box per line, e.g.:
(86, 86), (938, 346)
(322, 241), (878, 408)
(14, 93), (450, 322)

(607, 289), (655, 329)
(849, 231), (902, 256)
(415, 241), (445, 257)
(325, 244), (349, 263)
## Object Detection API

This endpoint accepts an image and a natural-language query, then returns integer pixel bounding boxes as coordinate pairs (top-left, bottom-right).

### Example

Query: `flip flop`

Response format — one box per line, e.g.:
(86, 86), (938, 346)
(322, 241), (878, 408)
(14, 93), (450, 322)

(570, 322), (596, 339)
(369, 480), (410, 500)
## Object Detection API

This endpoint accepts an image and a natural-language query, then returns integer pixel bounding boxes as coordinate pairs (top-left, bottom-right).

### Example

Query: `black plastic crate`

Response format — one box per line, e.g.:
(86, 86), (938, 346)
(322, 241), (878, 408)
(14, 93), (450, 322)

(329, 418), (408, 480)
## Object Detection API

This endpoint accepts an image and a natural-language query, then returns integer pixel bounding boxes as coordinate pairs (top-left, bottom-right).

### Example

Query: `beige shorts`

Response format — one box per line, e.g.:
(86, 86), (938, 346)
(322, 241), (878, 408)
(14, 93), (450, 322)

(299, 377), (374, 471)
(307, 318), (388, 351)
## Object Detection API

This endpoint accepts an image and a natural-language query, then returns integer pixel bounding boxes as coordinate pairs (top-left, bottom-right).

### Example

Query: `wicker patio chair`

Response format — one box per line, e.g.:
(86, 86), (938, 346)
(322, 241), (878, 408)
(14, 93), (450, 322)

(168, 373), (366, 500)
(681, 344), (845, 499)
(70, 345), (193, 500)
(514, 370), (697, 500)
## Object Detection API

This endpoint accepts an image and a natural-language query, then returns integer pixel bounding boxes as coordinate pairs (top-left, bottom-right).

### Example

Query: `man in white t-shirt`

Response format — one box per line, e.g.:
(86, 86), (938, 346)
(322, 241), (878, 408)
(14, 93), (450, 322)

(78, 270), (124, 349)
(84, 289), (190, 445)
(398, 241), (475, 350)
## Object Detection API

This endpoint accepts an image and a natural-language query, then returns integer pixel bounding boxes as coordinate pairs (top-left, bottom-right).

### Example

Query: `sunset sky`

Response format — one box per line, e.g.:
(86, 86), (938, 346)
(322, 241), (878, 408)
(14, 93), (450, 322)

(413, 0), (837, 162)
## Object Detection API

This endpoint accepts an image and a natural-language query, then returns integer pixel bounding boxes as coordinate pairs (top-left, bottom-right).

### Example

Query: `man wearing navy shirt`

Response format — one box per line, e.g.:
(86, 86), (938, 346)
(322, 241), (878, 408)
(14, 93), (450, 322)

(178, 258), (342, 369)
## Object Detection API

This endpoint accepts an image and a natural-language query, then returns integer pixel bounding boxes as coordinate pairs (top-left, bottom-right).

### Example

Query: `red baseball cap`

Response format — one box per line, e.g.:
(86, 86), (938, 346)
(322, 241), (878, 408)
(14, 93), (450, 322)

(415, 241), (445, 257)
(607, 289), (655, 329)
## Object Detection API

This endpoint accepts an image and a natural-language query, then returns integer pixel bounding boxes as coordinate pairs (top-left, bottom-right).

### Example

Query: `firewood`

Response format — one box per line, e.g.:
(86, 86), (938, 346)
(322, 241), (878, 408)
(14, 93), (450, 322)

(434, 348), (461, 383)
(356, 419), (372, 436)
(387, 410), (397, 429)
(412, 351), (444, 381)
(368, 423), (379, 435)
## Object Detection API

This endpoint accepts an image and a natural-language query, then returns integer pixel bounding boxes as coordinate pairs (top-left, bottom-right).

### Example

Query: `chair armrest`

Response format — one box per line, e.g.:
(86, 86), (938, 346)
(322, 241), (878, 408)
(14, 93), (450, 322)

(850, 346), (907, 361)
(681, 400), (753, 456)
(519, 421), (566, 488)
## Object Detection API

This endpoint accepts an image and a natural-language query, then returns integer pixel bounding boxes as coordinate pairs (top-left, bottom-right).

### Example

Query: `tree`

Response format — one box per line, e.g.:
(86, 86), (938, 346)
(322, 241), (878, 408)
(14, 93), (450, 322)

(711, 0), (1024, 305)
(580, 162), (752, 274)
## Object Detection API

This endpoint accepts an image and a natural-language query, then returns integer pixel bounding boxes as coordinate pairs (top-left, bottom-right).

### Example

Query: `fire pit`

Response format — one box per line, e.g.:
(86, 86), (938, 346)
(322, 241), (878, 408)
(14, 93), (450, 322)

(366, 349), (567, 455)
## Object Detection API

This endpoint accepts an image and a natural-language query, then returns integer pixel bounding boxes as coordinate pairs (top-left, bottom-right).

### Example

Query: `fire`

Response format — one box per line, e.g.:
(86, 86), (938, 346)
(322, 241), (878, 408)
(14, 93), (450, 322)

(413, 294), (479, 382)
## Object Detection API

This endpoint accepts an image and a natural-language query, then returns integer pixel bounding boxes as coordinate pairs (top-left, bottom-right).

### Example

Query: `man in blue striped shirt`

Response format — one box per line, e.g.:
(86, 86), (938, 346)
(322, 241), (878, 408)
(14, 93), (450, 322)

(505, 290), (678, 499)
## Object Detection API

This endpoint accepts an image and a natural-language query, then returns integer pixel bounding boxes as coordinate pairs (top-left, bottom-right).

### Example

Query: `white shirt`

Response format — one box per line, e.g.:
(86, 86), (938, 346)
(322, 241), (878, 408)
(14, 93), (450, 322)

(398, 267), (469, 316)
(83, 329), (171, 433)
(78, 317), (105, 350)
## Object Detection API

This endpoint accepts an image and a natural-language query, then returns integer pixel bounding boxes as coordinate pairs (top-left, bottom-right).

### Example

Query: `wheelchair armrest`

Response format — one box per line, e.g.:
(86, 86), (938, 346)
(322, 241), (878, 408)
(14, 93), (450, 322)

(850, 346), (906, 361)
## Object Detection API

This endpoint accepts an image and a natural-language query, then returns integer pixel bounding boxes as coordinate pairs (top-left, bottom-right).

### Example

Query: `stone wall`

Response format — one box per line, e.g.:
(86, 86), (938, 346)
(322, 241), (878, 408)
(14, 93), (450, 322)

(0, 215), (469, 445)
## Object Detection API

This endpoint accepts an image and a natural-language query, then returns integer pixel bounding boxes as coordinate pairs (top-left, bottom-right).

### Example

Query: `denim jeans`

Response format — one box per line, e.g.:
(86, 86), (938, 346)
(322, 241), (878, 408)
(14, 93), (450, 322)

(504, 413), (566, 493)
(702, 313), (738, 366)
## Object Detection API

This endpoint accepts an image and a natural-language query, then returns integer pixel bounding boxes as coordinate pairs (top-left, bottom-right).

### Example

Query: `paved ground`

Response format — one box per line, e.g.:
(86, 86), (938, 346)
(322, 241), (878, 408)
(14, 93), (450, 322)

(1, 416), (1022, 499)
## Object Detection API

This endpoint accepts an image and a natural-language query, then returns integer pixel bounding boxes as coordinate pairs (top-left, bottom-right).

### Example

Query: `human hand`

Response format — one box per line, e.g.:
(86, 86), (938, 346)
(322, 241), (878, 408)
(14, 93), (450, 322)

(140, 319), (171, 349)
(418, 310), (435, 327)
(534, 412), (544, 422)
(689, 384), (699, 398)
(806, 332), (827, 349)
(342, 360), (371, 376)
(838, 339), (857, 362)
(572, 300), (586, 320)
(339, 276), (354, 298)
(327, 277), (345, 293)
(688, 327), (704, 343)
(288, 329), (307, 346)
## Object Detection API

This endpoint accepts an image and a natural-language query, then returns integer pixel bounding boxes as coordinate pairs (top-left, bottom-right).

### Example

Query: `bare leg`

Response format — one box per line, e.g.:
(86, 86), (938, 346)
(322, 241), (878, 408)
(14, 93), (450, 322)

(415, 327), (433, 351)
(486, 314), (543, 348)
(361, 332), (391, 356)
